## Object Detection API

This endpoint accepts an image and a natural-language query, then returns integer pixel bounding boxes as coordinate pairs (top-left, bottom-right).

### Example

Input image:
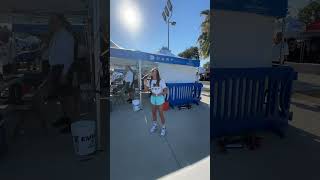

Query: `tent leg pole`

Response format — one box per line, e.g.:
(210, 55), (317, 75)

(93, 0), (102, 151)
(139, 60), (142, 108)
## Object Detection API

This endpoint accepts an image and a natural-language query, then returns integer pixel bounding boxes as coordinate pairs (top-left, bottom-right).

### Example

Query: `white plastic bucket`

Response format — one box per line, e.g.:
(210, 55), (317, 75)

(132, 99), (140, 111)
(71, 121), (96, 156)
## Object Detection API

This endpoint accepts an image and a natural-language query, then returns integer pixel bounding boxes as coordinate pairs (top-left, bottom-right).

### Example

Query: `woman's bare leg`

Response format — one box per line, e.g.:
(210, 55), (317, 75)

(152, 105), (157, 122)
(158, 105), (165, 125)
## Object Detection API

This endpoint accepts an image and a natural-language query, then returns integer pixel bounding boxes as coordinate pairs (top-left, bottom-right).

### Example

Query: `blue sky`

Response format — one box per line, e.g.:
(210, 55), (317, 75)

(110, 0), (310, 67)
(110, 0), (210, 66)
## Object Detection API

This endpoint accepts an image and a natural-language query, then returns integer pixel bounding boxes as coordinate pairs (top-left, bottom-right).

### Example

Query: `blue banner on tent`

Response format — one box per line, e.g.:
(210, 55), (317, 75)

(212, 0), (288, 18)
(110, 48), (200, 67)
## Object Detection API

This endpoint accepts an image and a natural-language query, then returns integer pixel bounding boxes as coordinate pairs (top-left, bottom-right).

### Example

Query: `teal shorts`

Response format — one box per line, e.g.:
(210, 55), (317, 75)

(150, 95), (165, 106)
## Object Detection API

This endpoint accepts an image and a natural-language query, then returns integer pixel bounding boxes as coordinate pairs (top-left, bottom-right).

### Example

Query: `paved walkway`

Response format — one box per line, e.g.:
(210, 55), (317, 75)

(110, 95), (210, 180)
(201, 81), (210, 92)
(213, 101), (320, 180)
(0, 86), (210, 180)
(293, 73), (320, 94)
(0, 101), (107, 180)
(213, 72), (320, 180)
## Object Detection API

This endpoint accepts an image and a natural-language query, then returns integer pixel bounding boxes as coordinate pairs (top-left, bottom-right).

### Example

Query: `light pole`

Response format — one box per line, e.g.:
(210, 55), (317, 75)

(162, 0), (175, 50)
(167, 20), (176, 50)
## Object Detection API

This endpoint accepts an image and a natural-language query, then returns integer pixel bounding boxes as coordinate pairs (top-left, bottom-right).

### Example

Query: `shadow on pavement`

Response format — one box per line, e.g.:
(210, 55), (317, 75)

(201, 93), (210, 97)
(212, 125), (320, 180)
(294, 81), (320, 93)
(291, 101), (320, 113)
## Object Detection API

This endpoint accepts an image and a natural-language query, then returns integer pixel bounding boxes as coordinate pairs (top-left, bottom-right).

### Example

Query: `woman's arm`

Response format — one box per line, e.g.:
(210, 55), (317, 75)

(161, 88), (168, 95)
(143, 79), (150, 92)
(160, 80), (168, 95)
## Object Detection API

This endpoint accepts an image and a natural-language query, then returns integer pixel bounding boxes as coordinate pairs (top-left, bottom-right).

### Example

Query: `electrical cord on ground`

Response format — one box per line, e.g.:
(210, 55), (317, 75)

(163, 136), (182, 169)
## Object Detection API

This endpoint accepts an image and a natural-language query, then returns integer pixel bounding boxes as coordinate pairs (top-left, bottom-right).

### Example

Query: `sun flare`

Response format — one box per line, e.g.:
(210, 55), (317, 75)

(120, 1), (141, 33)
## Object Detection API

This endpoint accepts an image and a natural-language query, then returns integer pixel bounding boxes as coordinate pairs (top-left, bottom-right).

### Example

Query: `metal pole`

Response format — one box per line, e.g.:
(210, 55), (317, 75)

(87, 19), (94, 90)
(280, 18), (286, 64)
(301, 41), (305, 63)
(11, 15), (16, 65)
(93, 0), (102, 150)
(300, 41), (303, 63)
(139, 60), (142, 108)
(167, 20), (169, 50)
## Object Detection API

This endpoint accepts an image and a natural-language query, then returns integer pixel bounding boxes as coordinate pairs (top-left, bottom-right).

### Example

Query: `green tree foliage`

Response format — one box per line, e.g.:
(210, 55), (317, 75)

(203, 61), (210, 70)
(298, 1), (320, 25)
(198, 9), (210, 59)
(178, 46), (200, 60)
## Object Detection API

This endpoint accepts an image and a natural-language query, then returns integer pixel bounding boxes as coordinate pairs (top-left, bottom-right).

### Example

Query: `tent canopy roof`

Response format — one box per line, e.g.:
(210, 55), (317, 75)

(110, 47), (200, 67)
(0, 0), (88, 15)
(110, 40), (123, 49)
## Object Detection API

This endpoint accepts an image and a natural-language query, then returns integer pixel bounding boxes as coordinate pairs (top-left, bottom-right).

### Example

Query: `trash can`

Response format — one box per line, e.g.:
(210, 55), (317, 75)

(71, 120), (96, 156)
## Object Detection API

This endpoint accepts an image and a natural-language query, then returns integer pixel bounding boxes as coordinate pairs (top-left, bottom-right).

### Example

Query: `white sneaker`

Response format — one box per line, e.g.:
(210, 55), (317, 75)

(150, 123), (158, 133)
(160, 127), (166, 136)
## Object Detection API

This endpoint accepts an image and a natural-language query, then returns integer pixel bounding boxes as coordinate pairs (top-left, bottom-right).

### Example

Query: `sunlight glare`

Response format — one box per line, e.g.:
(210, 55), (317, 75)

(119, 1), (141, 33)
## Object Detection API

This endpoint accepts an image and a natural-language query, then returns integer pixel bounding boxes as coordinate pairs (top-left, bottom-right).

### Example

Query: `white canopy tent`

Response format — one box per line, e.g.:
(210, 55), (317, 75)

(0, 0), (104, 150)
(110, 40), (123, 49)
(110, 43), (199, 82)
(110, 43), (200, 107)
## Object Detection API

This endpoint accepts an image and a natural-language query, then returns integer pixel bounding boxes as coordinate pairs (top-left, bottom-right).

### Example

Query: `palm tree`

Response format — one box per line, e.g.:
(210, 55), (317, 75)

(198, 9), (210, 59)
(178, 46), (200, 60)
